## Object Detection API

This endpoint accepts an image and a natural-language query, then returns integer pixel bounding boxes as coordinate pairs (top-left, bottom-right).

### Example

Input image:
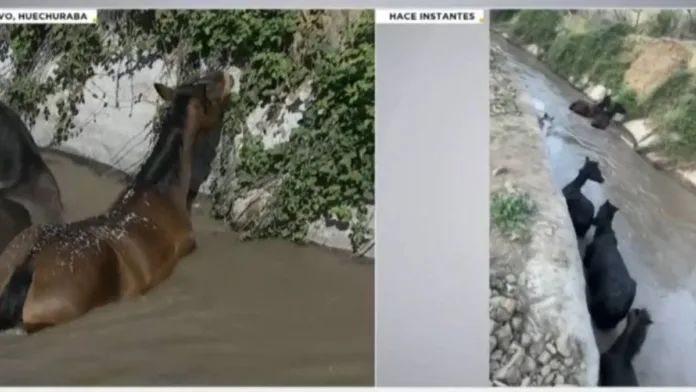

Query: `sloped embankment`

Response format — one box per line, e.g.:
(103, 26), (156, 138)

(489, 44), (599, 387)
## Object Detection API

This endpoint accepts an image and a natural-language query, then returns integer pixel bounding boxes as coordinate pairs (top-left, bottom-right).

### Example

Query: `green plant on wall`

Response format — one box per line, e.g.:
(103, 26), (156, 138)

(510, 10), (563, 52)
(238, 12), (375, 246)
(0, 10), (375, 251)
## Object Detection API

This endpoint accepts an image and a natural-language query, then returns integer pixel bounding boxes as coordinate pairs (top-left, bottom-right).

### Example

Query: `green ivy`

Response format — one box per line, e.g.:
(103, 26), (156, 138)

(0, 10), (375, 251)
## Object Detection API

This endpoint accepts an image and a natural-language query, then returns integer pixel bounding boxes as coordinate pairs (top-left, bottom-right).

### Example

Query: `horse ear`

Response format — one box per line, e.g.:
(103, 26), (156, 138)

(154, 83), (175, 102)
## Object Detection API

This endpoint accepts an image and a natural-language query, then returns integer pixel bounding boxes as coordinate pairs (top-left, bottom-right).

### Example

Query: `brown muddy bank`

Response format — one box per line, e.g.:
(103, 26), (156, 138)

(0, 151), (374, 386)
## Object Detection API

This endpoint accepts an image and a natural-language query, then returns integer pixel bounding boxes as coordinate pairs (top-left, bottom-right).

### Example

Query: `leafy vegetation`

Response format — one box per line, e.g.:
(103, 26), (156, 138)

(0, 10), (375, 250)
(490, 189), (537, 242)
(491, 10), (696, 162)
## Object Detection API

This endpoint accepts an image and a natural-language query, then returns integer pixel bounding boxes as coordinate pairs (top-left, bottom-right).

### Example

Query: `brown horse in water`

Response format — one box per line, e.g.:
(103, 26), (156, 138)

(0, 70), (232, 334)
(0, 101), (65, 253)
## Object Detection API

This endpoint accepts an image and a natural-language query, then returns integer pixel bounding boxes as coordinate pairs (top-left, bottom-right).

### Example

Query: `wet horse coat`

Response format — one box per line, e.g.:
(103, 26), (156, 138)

(0, 101), (64, 252)
(562, 157), (605, 238)
(0, 71), (232, 333)
(584, 200), (636, 331)
(599, 308), (653, 386)
(569, 95), (612, 119)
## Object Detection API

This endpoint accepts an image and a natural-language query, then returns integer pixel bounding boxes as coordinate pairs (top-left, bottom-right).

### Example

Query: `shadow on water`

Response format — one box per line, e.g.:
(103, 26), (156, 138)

(495, 35), (696, 386)
(0, 152), (374, 386)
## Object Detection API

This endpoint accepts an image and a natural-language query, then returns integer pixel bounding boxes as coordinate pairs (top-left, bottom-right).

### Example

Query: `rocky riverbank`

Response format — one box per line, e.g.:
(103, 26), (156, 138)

(489, 44), (599, 387)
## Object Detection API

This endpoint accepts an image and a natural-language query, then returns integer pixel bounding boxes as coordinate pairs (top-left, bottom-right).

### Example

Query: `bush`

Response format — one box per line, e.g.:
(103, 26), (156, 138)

(490, 10), (520, 24)
(0, 10), (375, 249)
(614, 87), (639, 119)
(644, 10), (680, 38)
(544, 23), (632, 83)
(510, 10), (563, 52)
(490, 189), (537, 242)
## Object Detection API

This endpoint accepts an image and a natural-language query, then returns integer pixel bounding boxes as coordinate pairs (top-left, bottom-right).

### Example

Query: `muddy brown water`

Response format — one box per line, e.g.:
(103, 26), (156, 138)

(495, 36), (696, 386)
(0, 152), (374, 386)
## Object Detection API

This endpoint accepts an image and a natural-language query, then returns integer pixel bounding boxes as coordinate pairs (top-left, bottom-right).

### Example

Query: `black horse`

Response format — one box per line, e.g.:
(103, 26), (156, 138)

(599, 308), (653, 386)
(569, 95), (612, 119)
(562, 157), (605, 238)
(591, 102), (628, 130)
(584, 200), (637, 331)
(0, 100), (64, 252)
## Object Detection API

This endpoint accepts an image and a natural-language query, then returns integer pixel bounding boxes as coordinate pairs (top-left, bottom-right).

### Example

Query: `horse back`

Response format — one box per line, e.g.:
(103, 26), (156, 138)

(103, 190), (195, 294)
(25, 230), (122, 319)
(587, 246), (634, 291)
(569, 100), (590, 116)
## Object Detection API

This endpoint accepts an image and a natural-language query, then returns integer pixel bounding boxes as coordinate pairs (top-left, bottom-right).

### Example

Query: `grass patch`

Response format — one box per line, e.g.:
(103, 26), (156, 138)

(544, 23), (633, 89)
(509, 10), (563, 53)
(615, 87), (640, 120)
(490, 188), (537, 242)
(637, 67), (696, 159)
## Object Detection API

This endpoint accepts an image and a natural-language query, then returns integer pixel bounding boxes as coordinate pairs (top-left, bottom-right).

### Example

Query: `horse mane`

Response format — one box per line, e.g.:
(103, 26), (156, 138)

(131, 86), (197, 192)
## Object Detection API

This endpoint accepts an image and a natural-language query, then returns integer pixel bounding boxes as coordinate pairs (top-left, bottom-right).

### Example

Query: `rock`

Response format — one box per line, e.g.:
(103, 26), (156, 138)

(503, 367), (522, 385)
(549, 358), (561, 370)
(554, 374), (565, 385)
(521, 355), (536, 374)
(490, 319), (496, 334)
(490, 335), (498, 352)
(521, 377), (531, 386)
(528, 341), (545, 357)
(495, 323), (513, 348)
(492, 349), (504, 360)
(555, 335), (571, 357)
(545, 342), (557, 355)
(563, 357), (574, 367)
(517, 272), (527, 288)
(490, 296), (517, 322)
(538, 350), (552, 365)
(520, 333), (532, 348)
(511, 316), (523, 332)
(543, 372), (555, 385)
(506, 274), (517, 283)
(540, 365), (551, 377)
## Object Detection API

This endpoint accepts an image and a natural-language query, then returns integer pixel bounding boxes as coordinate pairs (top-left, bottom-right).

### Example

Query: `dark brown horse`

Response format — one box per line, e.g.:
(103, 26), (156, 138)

(569, 95), (612, 118)
(0, 70), (232, 334)
(0, 101), (64, 253)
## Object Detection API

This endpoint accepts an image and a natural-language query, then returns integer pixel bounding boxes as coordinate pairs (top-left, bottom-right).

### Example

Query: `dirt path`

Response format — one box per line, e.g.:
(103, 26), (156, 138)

(0, 152), (374, 386)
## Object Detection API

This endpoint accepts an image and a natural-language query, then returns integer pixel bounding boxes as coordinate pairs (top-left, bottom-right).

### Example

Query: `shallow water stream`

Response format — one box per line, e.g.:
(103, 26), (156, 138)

(0, 152), (374, 386)
(496, 36), (696, 386)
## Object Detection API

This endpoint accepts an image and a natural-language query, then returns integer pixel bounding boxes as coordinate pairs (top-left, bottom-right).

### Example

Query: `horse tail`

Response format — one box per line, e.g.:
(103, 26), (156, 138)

(0, 248), (36, 331)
